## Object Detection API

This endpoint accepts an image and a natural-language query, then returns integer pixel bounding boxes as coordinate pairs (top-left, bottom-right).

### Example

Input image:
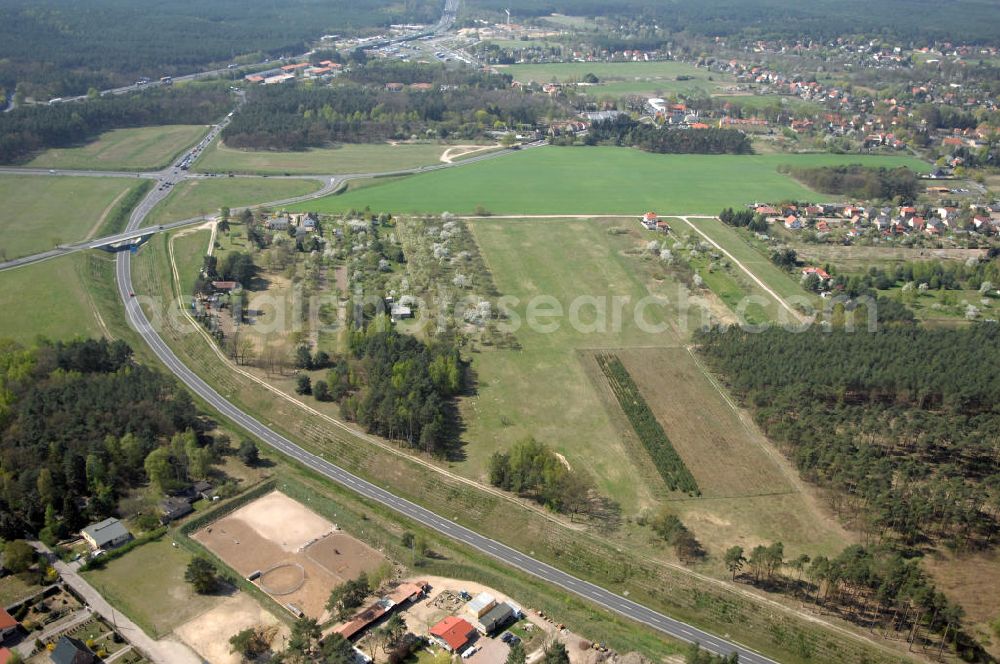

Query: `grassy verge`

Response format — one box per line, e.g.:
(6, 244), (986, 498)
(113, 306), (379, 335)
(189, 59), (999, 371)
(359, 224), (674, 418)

(26, 125), (209, 172)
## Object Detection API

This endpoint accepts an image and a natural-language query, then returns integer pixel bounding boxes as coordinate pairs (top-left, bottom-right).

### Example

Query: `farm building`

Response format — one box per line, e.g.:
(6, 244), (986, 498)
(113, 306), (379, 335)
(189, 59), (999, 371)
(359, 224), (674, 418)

(160, 497), (194, 523)
(475, 602), (515, 635)
(81, 518), (131, 551)
(429, 616), (476, 652)
(465, 592), (496, 618)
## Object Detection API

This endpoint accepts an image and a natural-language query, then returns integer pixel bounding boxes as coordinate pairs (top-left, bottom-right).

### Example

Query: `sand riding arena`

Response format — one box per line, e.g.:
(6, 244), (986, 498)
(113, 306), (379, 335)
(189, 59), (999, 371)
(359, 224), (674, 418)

(192, 491), (387, 619)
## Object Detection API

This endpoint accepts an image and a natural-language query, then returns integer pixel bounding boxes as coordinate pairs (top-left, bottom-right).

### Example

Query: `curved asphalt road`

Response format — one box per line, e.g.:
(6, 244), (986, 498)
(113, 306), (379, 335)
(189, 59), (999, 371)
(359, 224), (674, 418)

(107, 153), (775, 664)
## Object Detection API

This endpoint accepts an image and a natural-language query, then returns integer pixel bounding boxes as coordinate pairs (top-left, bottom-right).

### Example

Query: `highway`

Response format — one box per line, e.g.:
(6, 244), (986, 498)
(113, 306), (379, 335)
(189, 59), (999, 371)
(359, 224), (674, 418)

(94, 135), (774, 664)
(0, 140), (543, 273)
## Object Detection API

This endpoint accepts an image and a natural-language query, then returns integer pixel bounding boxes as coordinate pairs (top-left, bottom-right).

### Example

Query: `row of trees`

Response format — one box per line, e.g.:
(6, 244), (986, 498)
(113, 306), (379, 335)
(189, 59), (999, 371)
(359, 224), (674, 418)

(597, 354), (700, 494)
(835, 254), (1000, 296)
(586, 115), (752, 154)
(0, 84), (232, 163)
(718, 208), (768, 233)
(780, 165), (920, 203)
(0, 338), (202, 540)
(724, 542), (981, 659)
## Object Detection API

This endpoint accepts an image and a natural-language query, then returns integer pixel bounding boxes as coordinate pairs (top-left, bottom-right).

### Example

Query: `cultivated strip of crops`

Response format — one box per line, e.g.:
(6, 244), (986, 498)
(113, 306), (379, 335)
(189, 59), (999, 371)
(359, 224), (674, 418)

(596, 353), (700, 495)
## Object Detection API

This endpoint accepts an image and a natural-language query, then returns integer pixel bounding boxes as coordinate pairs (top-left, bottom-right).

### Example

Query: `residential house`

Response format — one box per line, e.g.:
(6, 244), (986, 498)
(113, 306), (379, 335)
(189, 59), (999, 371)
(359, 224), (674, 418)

(429, 616), (476, 652)
(755, 205), (779, 217)
(50, 636), (95, 664)
(160, 496), (194, 524)
(211, 281), (240, 292)
(0, 608), (18, 642)
(640, 212), (658, 230)
(655, 219), (671, 233)
(784, 215), (802, 230)
(801, 267), (832, 283)
(815, 220), (830, 233)
(81, 518), (132, 551)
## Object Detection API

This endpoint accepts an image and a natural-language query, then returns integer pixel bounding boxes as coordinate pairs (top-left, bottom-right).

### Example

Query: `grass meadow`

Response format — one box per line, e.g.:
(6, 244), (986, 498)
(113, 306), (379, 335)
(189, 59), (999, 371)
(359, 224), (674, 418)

(498, 61), (735, 96)
(83, 538), (224, 637)
(0, 253), (118, 342)
(461, 217), (849, 556)
(292, 147), (930, 216)
(27, 125), (208, 171)
(0, 174), (139, 259)
(144, 177), (322, 227)
(195, 141), (448, 175)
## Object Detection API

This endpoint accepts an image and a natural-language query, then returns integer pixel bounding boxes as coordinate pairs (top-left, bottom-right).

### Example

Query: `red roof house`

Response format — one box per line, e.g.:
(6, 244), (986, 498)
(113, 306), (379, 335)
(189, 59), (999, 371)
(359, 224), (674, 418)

(0, 647), (14, 664)
(0, 607), (17, 640)
(430, 616), (476, 652)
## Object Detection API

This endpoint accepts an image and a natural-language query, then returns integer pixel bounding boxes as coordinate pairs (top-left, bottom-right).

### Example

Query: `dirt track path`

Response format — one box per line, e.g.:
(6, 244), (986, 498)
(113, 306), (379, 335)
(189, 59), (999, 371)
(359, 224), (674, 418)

(675, 215), (808, 324)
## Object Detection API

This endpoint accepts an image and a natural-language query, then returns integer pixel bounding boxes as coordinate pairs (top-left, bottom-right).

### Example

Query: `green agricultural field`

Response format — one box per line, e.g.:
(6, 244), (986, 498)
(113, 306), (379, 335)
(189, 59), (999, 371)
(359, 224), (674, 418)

(0, 175), (140, 259)
(83, 538), (223, 637)
(498, 60), (734, 96)
(26, 125), (208, 171)
(292, 146), (929, 217)
(195, 141), (448, 175)
(143, 177), (322, 227)
(0, 254), (110, 342)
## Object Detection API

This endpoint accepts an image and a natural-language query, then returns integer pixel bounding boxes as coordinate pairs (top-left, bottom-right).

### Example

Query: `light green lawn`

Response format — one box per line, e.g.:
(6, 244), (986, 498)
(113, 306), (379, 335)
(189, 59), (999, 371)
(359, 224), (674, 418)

(144, 178), (322, 227)
(195, 141), (447, 175)
(499, 60), (734, 96)
(458, 218), (684, 512)
(292, 147), (929, 216)
(0, 175), (139, 259)
(27, 125), (208, 171)
(0, 254), (108, 342)
(83, 538), (223, 637)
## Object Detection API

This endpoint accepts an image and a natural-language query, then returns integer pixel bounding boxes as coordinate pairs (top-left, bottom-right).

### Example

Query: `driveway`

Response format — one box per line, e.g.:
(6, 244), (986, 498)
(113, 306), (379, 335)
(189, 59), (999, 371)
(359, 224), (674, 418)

(30, 542), (202, 664)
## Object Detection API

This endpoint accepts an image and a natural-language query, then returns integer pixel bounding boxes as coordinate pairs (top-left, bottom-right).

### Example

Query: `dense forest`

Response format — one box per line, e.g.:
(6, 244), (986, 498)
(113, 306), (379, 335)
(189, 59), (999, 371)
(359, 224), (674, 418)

(0, 0), (441, 98)
(781, 165), (920, 203)
(222, 66), (559, 149)
(468, 0), (1000, 45)
(0, 339), (206, 541)
(0, 84), (232, 163)
(585, 116), (751, 155)
(325, 320), (463, 457)
(697, 325), (1000, 553)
